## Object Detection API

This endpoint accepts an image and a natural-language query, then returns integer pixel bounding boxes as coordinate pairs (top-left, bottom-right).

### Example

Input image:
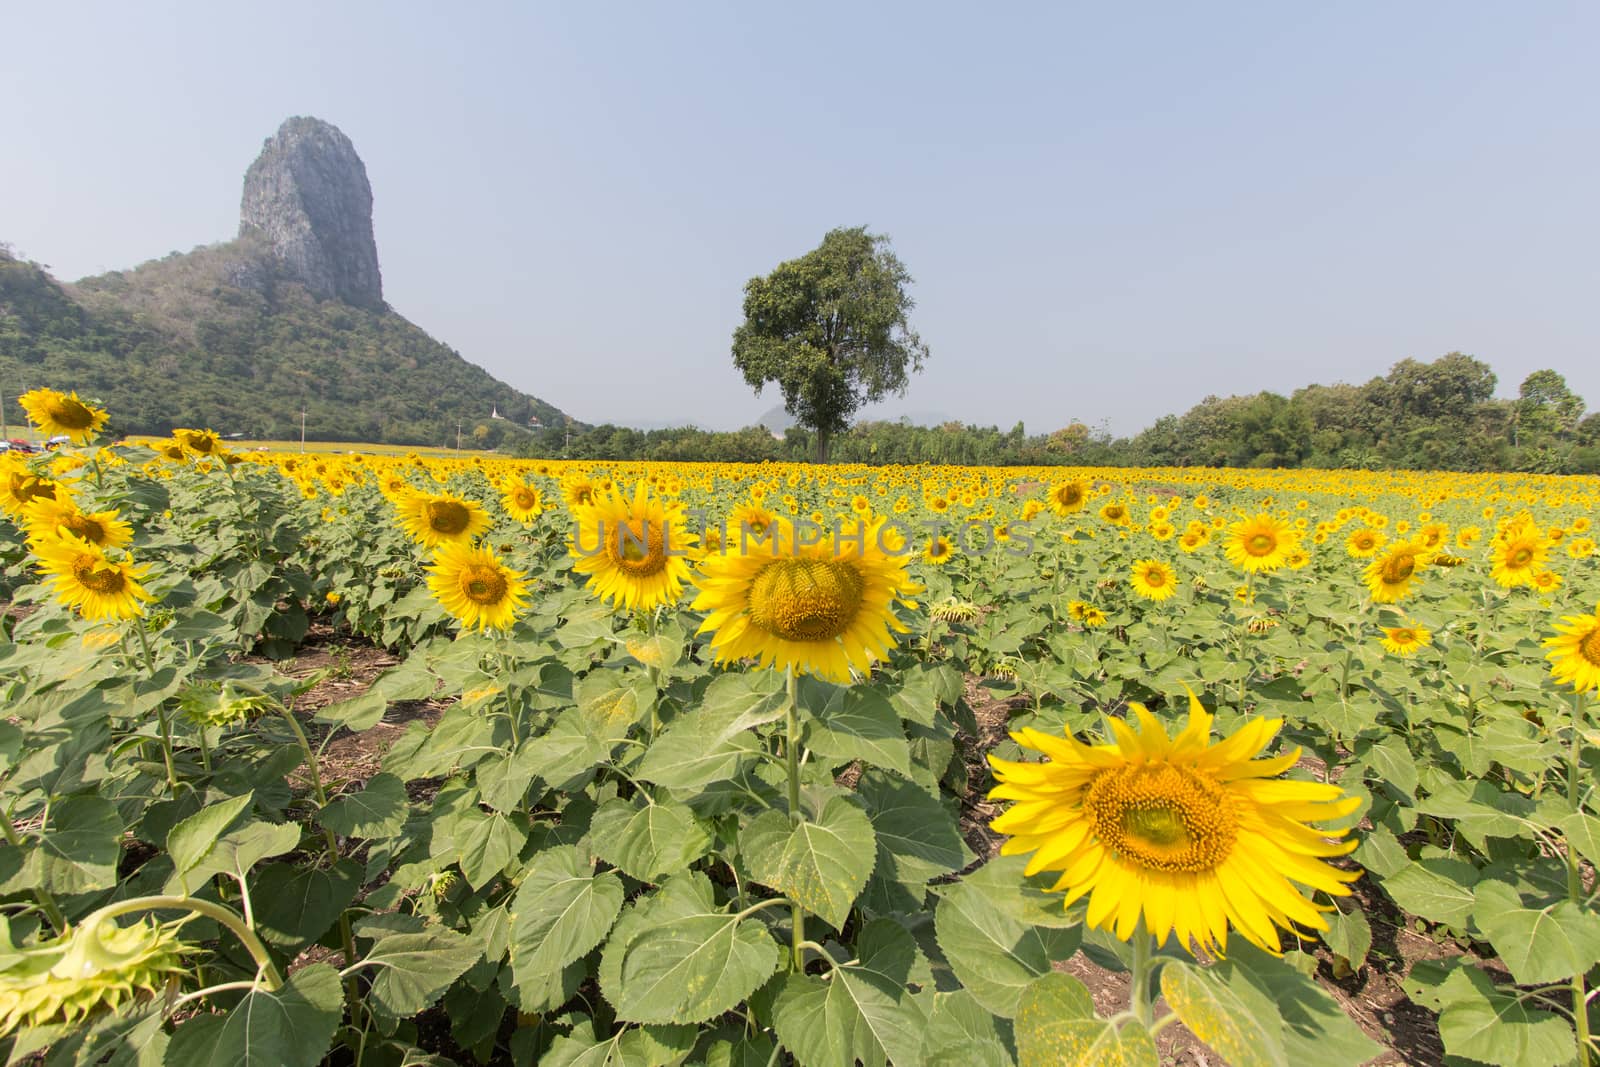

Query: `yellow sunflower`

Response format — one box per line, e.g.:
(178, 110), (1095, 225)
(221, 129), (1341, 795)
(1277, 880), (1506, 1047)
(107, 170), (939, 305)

(32, 535), (153, 621)
(425, 542), (529, 631)
(1129, 559), (1178, 602)
(1490, 529), (1549, 589)
(1345, 528), (1385, 559)
(1080, 606), (1108, 628)
(692, 518), (919, 683)
(17, 388), (108, 444)
(988, 689), (1361, 955)
(569, 480), (697, 612)
(1225, 514), (1297, 574)
(922, 536), (955, 565)
(1364, 540), (1430, 604)
(173, 428), (223, 456)
(1567, 537), (1595, 559)
(1379, 624), (1433, 657)
(0, 458), (58, 518)
(1532, 570), (1562, 594)
(1544, 602), (1600, 693)
(1048, 480), (1090, 516)
(500, 480), (546, 525)
(395, 490), (492, 548)
(561, 474), (599, 510)
(23, 498), (133, 550)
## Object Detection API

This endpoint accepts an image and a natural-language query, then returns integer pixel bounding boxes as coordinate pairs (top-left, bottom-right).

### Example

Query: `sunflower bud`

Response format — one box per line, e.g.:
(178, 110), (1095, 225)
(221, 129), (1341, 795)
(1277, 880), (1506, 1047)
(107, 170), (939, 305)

(178, 684), (277, 728)
(930, 599), (981, 623)
(0, 917), (190, 1036)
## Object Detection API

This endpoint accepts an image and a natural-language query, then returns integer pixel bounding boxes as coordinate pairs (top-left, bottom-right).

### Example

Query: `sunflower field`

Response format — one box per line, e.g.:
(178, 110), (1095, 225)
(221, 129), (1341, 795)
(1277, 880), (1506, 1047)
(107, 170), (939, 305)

(1, 389), (1598, 1067)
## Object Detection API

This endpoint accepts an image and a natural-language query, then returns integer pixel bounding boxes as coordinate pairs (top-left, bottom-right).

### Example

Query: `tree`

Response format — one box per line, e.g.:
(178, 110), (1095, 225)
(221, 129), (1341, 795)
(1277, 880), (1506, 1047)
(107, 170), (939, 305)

(731, 227), (929, 462)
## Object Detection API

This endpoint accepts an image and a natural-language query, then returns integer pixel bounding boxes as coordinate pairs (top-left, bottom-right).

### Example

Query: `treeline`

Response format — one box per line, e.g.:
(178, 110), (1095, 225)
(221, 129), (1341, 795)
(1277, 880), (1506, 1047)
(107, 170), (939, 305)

(522, 354), (1599, 472)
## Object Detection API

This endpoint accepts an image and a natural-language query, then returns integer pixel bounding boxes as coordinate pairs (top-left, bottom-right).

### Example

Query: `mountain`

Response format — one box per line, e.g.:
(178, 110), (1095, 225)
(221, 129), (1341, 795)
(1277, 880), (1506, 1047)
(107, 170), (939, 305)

(0, 117), (572, 445)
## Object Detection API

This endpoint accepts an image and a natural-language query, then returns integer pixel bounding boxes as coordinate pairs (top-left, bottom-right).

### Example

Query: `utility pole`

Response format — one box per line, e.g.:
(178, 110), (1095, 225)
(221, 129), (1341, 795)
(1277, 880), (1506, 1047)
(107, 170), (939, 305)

(456, 419), (463, 457)
(301, 410), (307, 453)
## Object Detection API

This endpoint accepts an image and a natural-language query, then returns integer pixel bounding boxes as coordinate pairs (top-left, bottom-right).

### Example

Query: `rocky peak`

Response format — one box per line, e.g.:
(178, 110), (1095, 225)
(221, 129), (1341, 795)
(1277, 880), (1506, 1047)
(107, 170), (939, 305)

(239, 116), (383, 309)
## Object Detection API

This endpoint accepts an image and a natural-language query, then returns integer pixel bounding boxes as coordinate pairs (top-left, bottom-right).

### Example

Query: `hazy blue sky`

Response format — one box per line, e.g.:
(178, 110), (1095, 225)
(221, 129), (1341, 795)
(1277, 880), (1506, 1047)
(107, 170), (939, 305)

(4, 3), (1596, 435)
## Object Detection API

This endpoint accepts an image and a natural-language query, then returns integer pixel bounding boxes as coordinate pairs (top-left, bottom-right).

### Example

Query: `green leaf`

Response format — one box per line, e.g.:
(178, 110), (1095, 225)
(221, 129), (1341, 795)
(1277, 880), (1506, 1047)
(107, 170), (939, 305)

(1014, 971), (1158, 1067)
(251, 858), (361, 950)
(317, 772), (408, 839)
(540, 1019), (698, 1067)
(1433, 963), (1575, 1067)
(1559, 810), (1600, 867)
(1361, 737), (1418, 796)
(509, 845), (625, 982)
(1216, 942), (1383, 1066)
(456, 808), (523, 889)
(952, 855), (1082, 929)
(166, 820), (301, 896)
(38, 795), (121, 895)
(922, 989), (1015, 1067)
(796, 678), (913, 776)
(166, 793), (252, 877)
(361, 926), (482, 1017)
(1321, 904), (1372, 971)
(589, 797), (712, 883)
(604, 873), (783, 1025)
(576, 670), (651, 742)
(634, 672), (786, 790)
(856, 769), (973, 913)
(1381, 857), (1479, 928)
(933, 877), (1081, 1017)
(1159, 961), (1286, 1067)
(475, 745), (542, 813)
(312, 689), (388, 732)
(770, 958), (927, 1067)
(742, 797), (876, 930)
(520, 707), (614, 789)
(1473, 879), (1600, 985)
(164, 962), (341, 1067)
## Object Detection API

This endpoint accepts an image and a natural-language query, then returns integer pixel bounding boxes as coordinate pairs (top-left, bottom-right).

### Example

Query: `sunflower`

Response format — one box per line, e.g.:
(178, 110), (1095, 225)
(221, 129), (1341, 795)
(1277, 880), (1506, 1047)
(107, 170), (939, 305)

(395, 490), (492, 548)
(692, 517), (919, 683)
(0, 917), (189, 1036)
(1490, 529), (1549, 589)
(32, 535), (153, 621)
(500, 480), (546, 524)
(0, 458), (58, 518)
(426, 542), (529, 631)
(23, 498), (133, 550)
(17, 388), (108, 444)
(922, 536), (955, 565)
(1098, 502), (1132, 527)
(1379, 624), (1433, 657)
(1048, 480), (1090, 516)
(569, 480), (697, 612)
(1129, 560), (1178, 602)
(1568, 537), (1596, 560)
(987, 689), (1361, 955)
(1364, 540), (1430, 604)
(561, 474), (599, 510)
(1544, 602), (1600, 693)
(732, 503), (777, 540)
(173, 428), (223, 456)
(1345, 528), (1385, 559)
(1225, 514), (1297, 574)
(1081, 606), (1108, 628)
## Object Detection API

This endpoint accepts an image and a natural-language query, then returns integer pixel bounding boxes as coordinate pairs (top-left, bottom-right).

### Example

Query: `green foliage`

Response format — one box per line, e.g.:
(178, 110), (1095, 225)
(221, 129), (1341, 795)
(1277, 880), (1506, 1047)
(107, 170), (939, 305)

(0, 242), (570, 444)
(731, 227), (930, 461)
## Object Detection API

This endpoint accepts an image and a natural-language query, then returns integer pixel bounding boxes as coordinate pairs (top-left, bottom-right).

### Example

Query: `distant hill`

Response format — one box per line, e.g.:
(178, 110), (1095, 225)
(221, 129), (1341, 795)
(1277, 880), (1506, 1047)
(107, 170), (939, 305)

(0, 117), (573, 445)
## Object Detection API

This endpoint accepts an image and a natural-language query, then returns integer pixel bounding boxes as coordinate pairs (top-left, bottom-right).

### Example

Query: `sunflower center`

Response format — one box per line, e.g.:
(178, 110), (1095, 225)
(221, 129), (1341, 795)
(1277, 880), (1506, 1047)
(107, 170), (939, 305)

(64, 514), (107, 544)
(605, 520), (667, 576)
(426, 500), (472, 535)
(1580, 627), (1600, 668)
(1085, 763), (1237, 873)
(460, 564), (508, 604)
(1391, 629), (1416, 644)
(47, 397), (97, 431)
(1382, 554), (1416, 583)
(71, 556), (127, 595)
(512, 487), (537, 509)
(747, 559), (866, 642)
(1509, 547), (1533, 568)
(1246, 533), (1276, 556)
(1143, 568), (1167, 587)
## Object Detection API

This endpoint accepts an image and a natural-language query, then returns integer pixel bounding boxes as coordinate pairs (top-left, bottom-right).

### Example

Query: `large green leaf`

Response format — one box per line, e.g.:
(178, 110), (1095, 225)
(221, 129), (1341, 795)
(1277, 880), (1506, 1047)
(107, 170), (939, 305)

(634, 672), (786, 790)
(1473, 879), (1600, 985)
(539, 1019), (698, 1067)
(796, 678), (913, 776)
(1159, 961), (1286, 1067)
(1216, 943), (1383, 1066)
(742, 797), (875, 930)
(770, 926), (927, 1067)
(1413, 962), (1577, 1067)
(360, 926), (482, 1017)
(603, 873), (783, 1024)
(856, 770), (973, 914)
(317, 772), (408, 839)
(921, 989), (1014, 1067)
(455, 808), (524, 889)
(509, 845), (625, 983)
(589, 797), (712, 882)
(38, 795), (121, 895)
(933, 878), (1080, 1017)
(166, 793), (252, 877)
(1381, 857), (1479, 928)
(1014, 972), (1157, 1067)
(164, 962), (341, 1067)
(251, 858), (361, 950)
(165, 820), (301, 896)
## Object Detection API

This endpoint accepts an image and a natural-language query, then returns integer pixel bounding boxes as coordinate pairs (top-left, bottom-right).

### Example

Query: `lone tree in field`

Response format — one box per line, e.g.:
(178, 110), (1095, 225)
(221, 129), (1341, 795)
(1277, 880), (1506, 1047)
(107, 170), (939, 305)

(732, 227), (929, 462)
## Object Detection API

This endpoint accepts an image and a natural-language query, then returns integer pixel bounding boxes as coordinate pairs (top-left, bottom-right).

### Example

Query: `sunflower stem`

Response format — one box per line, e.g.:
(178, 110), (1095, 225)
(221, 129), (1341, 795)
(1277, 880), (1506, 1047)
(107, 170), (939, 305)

(133, 622), (180, 790)
(1130, 918), (1154, 1028)
(1567, 691), (1592, 1067)
(785, 664), (806, 972)
(0, 806), (68, 934)
(86, 894), (282, 991)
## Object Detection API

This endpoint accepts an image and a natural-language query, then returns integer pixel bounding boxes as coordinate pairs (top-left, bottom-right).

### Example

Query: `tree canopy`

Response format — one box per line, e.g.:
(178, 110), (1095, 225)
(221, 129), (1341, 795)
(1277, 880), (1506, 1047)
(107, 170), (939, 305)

(731, 227), (929, 461)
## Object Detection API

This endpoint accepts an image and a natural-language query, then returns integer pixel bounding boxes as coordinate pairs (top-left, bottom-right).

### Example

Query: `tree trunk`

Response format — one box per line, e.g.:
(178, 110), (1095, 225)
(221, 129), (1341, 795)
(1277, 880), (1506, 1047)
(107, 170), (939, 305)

(814, 427), (831, 464)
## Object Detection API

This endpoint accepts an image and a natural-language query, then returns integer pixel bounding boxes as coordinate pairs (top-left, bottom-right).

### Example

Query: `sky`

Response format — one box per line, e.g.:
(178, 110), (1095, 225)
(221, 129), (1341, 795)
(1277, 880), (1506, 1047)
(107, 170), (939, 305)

(3, 2), (1597, 436)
